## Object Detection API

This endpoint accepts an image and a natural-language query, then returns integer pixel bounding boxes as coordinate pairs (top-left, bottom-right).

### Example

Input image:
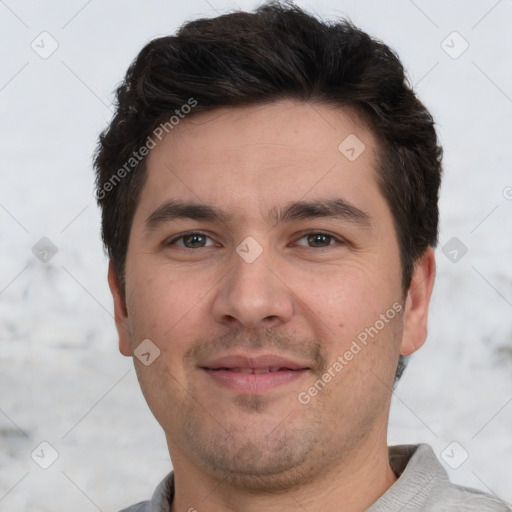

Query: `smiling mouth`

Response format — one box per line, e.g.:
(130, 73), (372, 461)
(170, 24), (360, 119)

(201, 365), (308, 393)
(207, 366), (302, 374)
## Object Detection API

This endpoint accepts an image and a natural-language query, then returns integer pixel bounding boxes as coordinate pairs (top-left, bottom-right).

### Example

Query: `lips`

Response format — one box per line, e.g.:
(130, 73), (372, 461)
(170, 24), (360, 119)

(200, 354), (309, 393)
(202, 354), (307, 371)
(214, 367), (294, 374)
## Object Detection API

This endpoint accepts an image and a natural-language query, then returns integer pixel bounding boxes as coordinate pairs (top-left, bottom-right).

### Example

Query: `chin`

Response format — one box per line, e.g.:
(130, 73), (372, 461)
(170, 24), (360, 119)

(185, 427), (319, 492)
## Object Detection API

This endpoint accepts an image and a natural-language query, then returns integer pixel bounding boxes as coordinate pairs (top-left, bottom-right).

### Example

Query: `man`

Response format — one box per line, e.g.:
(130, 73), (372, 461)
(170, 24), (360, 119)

(94, 2), (510, 511)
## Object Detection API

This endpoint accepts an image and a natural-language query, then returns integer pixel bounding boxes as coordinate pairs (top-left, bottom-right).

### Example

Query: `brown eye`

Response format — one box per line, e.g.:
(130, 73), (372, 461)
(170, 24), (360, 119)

(295, 232), (341, 248)
(183, 234), (207, 248)
(168, 232), (215, 248)
(306, 233), (333, 247)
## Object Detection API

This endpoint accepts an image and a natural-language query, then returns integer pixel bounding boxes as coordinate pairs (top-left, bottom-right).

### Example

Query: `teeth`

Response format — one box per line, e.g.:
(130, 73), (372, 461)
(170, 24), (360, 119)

(215, 366), (296, 375)
(220, 367), (287, 374)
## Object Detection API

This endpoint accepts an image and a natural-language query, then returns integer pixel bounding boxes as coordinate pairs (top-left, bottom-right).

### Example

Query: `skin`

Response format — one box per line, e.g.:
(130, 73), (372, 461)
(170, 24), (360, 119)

(109, 99), (436, 512)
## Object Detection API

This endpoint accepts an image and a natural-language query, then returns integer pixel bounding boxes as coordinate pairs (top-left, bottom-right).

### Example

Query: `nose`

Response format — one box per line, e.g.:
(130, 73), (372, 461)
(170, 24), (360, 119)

(211, 246), (294, 329)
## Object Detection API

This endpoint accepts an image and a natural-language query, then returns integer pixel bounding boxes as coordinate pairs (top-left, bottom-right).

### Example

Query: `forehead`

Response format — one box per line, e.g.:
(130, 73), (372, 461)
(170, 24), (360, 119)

(137, 99), (384, 224)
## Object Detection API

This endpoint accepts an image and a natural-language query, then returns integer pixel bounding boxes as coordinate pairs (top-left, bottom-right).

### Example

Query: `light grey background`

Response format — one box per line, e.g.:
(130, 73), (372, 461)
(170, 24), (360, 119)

(1, 0), (511, 510)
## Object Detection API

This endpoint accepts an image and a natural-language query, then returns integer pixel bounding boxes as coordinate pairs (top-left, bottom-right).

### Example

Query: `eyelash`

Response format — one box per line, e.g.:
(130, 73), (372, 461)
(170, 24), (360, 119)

(166, 231), (217, 248)
(166, 230), (345, 249)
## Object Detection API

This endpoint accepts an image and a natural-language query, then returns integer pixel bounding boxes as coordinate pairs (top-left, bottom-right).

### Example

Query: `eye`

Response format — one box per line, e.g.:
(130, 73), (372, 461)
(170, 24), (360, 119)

(295, 232), (342, 248)
(167, 232), (216, 249)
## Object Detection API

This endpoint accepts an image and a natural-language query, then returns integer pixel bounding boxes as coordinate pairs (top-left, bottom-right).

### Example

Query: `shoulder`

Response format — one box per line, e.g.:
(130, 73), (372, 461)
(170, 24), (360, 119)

(117, 471), (174, 512)
(412, 444), (510, 511)
(118, 502), (151, 512)
(369, 444), (510, 511)
(433, 481), (511, 511)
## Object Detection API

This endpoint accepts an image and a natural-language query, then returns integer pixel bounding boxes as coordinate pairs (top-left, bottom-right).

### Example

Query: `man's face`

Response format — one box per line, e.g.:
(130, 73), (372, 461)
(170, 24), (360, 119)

(111, 100), (429, 489)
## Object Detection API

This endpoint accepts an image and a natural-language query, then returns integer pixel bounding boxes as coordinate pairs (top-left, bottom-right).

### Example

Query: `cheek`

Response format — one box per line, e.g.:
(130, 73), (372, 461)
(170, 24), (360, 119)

(125, 260), (212, 353)
(127, 256), (178, 306)
(124, 262), (177, 338)
(295, 264), (386, 323)
(294, 262), (402, 361)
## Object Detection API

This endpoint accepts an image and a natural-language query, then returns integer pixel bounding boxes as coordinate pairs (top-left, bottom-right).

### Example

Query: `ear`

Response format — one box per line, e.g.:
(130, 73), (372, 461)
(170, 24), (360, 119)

(400, 247), (436, 356)
(107, 260), (132, 356)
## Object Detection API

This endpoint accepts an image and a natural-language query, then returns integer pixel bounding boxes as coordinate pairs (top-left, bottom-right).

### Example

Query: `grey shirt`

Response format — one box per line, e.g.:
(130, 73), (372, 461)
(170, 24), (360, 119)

(119, 444), (510, 511)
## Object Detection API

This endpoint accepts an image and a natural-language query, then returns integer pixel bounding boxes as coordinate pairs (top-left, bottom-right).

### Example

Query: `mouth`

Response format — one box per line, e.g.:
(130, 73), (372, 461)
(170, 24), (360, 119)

(209, 366), (300, 374)
(200, 354), (310, 393)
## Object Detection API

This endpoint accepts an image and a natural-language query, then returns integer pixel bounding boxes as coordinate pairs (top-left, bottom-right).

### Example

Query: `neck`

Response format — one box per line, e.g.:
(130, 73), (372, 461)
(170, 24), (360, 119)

(169, 433), (397, 512)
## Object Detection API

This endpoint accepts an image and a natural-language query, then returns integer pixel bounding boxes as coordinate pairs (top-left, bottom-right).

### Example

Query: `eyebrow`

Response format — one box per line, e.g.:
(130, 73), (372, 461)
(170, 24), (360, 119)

(144, 198), (372, 232)
(145, 201), (228, 231)
(268, 199), (371, 227)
